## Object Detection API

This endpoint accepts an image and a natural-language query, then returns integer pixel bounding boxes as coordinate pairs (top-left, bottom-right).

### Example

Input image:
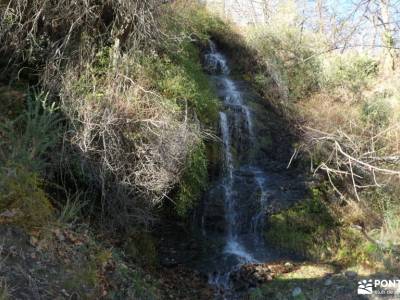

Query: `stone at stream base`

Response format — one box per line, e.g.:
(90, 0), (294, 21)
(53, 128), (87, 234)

(292, 287), (303, 297)
(230, 262), (298, 291)
(324, 277), (333, 286)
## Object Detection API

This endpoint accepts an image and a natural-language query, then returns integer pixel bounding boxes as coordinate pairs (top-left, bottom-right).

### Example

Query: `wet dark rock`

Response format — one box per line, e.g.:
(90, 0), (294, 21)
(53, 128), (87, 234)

(202, 184), (226, 233)
(344, 270), (358, 278)
(324, 277), (333, 286)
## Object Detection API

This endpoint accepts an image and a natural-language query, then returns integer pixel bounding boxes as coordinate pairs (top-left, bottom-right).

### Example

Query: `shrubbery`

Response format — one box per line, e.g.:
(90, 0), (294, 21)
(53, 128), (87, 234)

(322, 54), (378, 96)
(0, 92), (60, 172)
(362, 92), (393, 127)
(246, 24), (322, 102)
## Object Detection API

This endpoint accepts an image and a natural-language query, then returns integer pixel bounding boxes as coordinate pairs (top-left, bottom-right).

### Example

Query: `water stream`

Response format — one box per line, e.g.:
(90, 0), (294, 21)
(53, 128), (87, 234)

(202, 41), (278, 298)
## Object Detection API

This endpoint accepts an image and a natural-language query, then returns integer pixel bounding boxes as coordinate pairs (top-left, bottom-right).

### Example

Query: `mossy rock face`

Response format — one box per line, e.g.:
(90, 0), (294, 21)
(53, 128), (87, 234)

(0, 165), (54, 229)
(265, 189), (338, 258)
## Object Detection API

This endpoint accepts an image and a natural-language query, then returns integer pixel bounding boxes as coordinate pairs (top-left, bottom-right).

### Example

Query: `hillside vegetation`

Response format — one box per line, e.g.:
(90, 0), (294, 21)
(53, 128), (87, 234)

(230, 4), (400, 272)
(0, 1), (228, 298)
(1, 0), (400, 298)
(0, 0), (224, 227)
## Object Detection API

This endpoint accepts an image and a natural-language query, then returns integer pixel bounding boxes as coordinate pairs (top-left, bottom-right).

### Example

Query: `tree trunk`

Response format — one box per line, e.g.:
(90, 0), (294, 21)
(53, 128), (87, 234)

(380, 0), (395, 73)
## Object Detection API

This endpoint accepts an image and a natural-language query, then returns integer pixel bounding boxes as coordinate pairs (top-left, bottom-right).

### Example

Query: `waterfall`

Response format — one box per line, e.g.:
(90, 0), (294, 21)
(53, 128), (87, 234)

(219, 112), (234, 183)
(205, 41), (230, 75)
(203, 40), (273, 297)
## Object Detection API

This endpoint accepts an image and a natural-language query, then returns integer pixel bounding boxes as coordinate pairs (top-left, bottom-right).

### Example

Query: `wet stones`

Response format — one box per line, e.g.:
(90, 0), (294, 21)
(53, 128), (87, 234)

(230, 262), (297, 291)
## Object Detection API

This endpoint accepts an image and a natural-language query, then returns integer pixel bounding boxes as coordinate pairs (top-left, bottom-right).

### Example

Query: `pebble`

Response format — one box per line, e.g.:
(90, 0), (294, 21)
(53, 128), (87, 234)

(344, 270), (357, 278)
(324, 278), (333, 286)
(292, 287), (302, 297)
(284, 262), (293, 268)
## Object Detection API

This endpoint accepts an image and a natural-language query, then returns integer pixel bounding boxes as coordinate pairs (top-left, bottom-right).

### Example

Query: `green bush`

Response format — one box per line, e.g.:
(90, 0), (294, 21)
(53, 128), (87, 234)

(110, 261), (159, 300)
(362, 92), (392, 128)
(323, 54), (378, 94)
(247, 26), (322, 101)
(0, 91), (58, 229)
(335, 227), (374, 266)
(0, 278), (9, 300)
(160, 0), (227, 43)
(0, 92), (60, 173)
(266, 187), (392, 267)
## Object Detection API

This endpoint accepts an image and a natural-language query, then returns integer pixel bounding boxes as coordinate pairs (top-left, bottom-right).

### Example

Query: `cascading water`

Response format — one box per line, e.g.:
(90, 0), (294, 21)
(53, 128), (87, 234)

(202, 41), (277, 298)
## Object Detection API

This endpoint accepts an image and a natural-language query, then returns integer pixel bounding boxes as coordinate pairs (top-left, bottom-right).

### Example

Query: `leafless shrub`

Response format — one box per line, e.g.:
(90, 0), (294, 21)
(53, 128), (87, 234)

(60, 52), (201, 226)
(0, 0), (161, 89)
(0, 0), (204, 228)
(299, 122), (400, 203)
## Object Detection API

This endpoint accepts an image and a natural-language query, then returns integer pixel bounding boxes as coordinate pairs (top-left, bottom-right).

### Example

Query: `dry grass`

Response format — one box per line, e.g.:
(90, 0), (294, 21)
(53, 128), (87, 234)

(0, 0), (161, 90)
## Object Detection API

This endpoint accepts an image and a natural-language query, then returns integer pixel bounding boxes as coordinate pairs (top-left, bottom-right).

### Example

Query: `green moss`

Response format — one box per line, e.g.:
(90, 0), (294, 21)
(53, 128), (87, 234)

(176, 142), (208, 217)
(265, 188), (337, 258)
(0, 165), (54, 228)
(259, 133), (273, 149)
(143, 42), (219, 125)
